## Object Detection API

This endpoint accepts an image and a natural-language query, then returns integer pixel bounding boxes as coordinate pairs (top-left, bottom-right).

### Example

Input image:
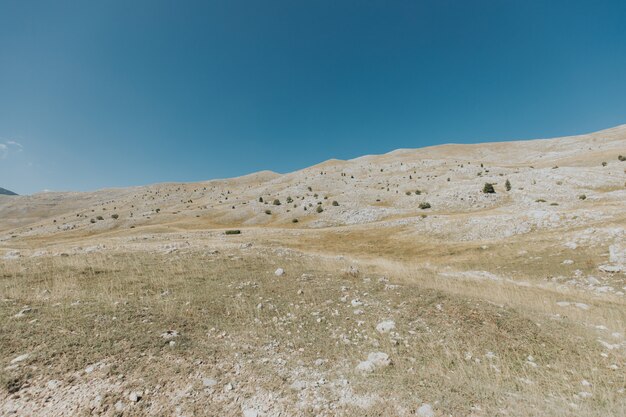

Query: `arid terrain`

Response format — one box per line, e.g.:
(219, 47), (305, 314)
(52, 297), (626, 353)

(1, 126), (625, 416)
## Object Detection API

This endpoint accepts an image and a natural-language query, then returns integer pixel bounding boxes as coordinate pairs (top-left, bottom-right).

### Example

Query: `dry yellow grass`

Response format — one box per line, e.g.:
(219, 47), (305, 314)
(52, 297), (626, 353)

(1, 246), (624, 416)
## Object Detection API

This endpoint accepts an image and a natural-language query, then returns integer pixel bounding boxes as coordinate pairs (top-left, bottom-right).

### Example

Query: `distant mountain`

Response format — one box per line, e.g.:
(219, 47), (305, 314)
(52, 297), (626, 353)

(0, 187), (18, 196)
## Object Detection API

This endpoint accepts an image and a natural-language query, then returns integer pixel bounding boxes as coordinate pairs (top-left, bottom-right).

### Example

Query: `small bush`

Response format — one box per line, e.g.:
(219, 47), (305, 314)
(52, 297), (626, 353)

(535, 199), (546, 203)
(505, 179), (511, 191)
(419, 202), (431, 209)
(264, 209), (272, 215)
(578, 194), (587, 200)
(619, 155), (626, 161)
(273, 199), (281, 205)
(601, 161), (607, 167)
(415, 190), (422, 195)
(225, 230), (241, 235)
(332, 200), (339, 206)
(96, 215), (104, 221)
(286, 196), (293, 203)
(405, 191), (412, 195)
(90, 218), (96, 224)
(259, 197), (263, 203)
(316, 205), (323, 213)
(483, 183), (495, 194)
(550, 202), (559, 206)
(111, 214), (119, 219)
(292, 218), (299, 223)
(155, 208), (161, 213)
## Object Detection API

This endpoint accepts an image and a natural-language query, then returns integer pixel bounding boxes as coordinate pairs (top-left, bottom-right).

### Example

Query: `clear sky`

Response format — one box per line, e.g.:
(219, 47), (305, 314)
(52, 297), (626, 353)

(1, 1), (625, 195)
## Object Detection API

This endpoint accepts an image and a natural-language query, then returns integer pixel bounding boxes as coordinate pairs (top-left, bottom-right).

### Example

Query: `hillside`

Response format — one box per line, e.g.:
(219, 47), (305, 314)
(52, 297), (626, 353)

(0, 126), (625, 416)
(0, 187), (17, 196)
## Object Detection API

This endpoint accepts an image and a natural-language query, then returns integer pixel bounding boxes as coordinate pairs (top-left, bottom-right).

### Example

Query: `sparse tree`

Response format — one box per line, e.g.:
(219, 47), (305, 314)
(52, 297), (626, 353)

(505, 179), (511, 191)
(483, 183), (495, 194)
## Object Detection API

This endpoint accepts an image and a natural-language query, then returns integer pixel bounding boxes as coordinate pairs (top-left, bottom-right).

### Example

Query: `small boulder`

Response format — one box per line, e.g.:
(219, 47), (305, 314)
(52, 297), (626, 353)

(274, 268), (285, 277)
(417, 403), (435, 417)
(376, 320), (396, 334)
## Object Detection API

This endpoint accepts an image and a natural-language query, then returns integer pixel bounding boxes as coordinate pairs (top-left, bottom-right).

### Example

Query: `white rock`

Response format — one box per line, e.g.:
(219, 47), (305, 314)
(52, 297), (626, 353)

(203, 378), (217, 387)
(13, 307), (32, 318)
(10, 354), (29, 364)
(609, 244), (625, 265)
(243, 409), (259, 417)
(274, 268), (285, 276)
(370, 352), (389, 367)
(376, 320), (396, 333)
(356, 360), (376, 373)
(115, 401), (125, 412)
(160, 330), (179, 339)
(416, 403), (435, 417)
(599, 264), (622, 273)
(290, 380), (307, 391)
(129, 391), (142, 402)
(47, 380), (60, 390)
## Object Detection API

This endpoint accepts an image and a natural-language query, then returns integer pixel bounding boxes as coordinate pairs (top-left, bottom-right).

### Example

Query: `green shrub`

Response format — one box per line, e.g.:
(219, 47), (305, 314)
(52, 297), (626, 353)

(316, 205), (323, 213)
(90, 218), (96, 224)
(415, 190), (422, 195)
(273, 199), (281, 205)
(259, 197), (263, 202)
(332, 200), (339, 206)
(419, 202), (431, 209)
(578, 194), (587, 200)
(264, 209), (272, 215)
(483, 183), (495, 194)
(619, 155), (626, 161)
(292, 218), (299, 223)
(111, 214), (119, 219)
(505, 179), (511, 191)
(225, 230), (241, 235)
(405, 191), (411, 195)
(602, 161), (607, 167)
(96, 215), (104, 221)
(286, 196), (293, 203)
(535, 199), (546, 203)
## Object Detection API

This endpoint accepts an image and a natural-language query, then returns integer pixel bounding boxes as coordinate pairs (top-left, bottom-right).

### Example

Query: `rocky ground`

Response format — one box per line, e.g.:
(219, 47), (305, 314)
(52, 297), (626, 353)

(1, 125), (625, 416)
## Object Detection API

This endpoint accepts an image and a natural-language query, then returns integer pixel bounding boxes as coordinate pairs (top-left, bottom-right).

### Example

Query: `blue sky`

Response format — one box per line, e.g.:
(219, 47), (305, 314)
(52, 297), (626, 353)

(1, 1), (625, 195)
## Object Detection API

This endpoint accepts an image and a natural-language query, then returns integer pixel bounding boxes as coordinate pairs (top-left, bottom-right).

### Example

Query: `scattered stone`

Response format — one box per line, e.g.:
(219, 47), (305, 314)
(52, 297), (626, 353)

(417, 403), (435, 417)
(289, 380), (307, 391)
(13, 307), (33, 318)
(242, 409), (259, 417)
(47, 380), (60, 390)
(10, 354), (29, 364)
(356, 352), (391, 373)
(129, 391), (142, 402)
(599, 264), (622, 273)
(160, 330), (179, 339)
(203, 378), (218, 387)
(375, 320), (396, 333)
(274, 268), (285, 276)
